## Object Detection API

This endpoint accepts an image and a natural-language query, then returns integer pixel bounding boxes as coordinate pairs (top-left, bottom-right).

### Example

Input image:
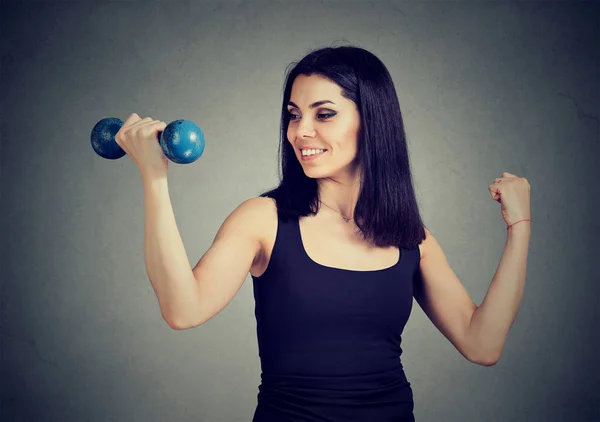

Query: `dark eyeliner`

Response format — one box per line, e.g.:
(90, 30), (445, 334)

(286, 110), (336, 120)
(318, 112), (336, 119)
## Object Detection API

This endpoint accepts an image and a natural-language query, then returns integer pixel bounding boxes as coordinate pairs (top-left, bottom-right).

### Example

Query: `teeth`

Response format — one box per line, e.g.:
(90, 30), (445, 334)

(302, 149), (326, 156)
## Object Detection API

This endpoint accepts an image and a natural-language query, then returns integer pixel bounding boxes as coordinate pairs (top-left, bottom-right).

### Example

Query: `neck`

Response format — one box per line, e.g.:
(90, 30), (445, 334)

(317, 176), (361, 220)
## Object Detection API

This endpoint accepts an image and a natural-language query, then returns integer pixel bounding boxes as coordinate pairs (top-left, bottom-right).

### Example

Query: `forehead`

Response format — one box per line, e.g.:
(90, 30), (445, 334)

(289, 74), (344, 103)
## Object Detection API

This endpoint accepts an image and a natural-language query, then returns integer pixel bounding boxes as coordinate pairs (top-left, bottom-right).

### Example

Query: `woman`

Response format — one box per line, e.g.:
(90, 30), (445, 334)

(116, 45), (531, 422)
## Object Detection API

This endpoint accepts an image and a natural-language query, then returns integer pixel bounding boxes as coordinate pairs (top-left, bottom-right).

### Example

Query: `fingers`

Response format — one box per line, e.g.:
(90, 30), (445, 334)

(137, 120), (166, 141)
(488, 183), (501, 202)
(116, 113), (144, 148)
(129, 119), (162, 132)
(121, 113), (164, 131)
(119, 115), (164, 138)
(125, 117), (155, 132)
(488, 173), (523, 204)
(122, 112), (142, 128)
(115, 114), (166, 152)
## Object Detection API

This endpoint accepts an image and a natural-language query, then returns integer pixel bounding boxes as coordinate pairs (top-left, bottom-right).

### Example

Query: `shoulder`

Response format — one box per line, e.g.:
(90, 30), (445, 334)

(239, 197), (278, 268)
(234, 196), (276, 212)
(237, 196), (278, 237)
(242, 196), (277, 216)
(418, 227), (451, 266)
(417, 227), (434, 261)
(223, 197), (276, 237)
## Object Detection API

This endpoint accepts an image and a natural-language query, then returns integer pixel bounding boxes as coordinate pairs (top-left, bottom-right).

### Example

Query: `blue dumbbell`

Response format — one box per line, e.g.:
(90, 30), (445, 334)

(91, 117), (205, 164)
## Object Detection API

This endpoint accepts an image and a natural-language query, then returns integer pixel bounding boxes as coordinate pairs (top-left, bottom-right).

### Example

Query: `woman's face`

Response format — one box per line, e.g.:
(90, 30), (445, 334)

(286, 74), (361, 180)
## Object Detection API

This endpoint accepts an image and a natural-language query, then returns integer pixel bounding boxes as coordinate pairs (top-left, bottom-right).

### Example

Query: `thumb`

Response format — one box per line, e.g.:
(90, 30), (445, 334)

(489, 184), (501, 202)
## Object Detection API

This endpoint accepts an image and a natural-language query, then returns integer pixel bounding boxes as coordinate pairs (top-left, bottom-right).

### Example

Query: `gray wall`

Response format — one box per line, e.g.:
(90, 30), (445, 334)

(1, 1), (598, 421)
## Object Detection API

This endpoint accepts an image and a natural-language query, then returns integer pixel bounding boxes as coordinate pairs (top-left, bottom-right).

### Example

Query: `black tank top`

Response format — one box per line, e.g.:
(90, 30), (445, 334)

(251, 210), (419, 422)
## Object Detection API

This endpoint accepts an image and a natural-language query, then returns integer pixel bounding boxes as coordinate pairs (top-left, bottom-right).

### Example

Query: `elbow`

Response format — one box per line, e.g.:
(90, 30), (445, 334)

(165, 318), (199, 330)
(163, 312), (203, 330)
(473, 356), (499, 367)
(159, 297), (206, 330)
(465, 333), (502, 366)
(163, 313), (183, 330)
(166, 318), (189, 330)
(469, 349), (501, 367)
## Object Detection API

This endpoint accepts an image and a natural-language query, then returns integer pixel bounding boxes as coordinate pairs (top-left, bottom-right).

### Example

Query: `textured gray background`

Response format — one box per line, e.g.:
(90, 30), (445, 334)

(1, 0), (598, 421)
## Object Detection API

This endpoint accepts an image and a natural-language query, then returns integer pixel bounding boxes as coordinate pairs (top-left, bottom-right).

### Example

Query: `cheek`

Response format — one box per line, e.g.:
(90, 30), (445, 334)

(343, 126), (360, 150)
(328, 129), (356, 150)
(286, 126), (296, 143)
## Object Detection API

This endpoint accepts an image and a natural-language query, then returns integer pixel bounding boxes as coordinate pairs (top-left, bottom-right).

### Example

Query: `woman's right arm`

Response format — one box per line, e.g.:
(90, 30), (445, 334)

(143, 174), (264, 330)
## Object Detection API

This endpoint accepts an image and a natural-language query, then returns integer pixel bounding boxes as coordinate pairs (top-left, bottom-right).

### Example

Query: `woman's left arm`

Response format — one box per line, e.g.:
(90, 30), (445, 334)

(469, 221), (531, 361)
(468, 222), (530, 364)
(413, 223), (530, 367)
(413, 172), (530, 366)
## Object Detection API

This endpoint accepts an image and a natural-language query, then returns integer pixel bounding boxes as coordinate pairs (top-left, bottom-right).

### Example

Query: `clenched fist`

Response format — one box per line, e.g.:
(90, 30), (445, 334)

(115, 113), (169, 176)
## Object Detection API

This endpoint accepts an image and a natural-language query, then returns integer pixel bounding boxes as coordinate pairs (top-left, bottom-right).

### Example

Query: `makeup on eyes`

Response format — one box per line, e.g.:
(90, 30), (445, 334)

(286, 99), (338, 119)
(288, 110), (337, 120)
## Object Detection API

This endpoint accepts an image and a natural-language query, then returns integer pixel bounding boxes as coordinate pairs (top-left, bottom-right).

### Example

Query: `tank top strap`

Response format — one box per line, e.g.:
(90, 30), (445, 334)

(266, 210), (304, 271)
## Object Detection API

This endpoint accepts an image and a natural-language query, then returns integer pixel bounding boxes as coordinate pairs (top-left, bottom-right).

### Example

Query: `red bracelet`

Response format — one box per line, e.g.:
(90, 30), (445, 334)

(507, 218), (531, 230)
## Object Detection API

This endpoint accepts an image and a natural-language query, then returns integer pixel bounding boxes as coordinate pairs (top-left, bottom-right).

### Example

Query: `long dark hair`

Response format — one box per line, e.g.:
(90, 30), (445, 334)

(259, 45), (427, 249)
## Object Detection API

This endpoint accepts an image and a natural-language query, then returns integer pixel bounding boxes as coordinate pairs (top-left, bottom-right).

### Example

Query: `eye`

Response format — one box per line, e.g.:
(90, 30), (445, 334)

(317, 113), (336, 119)
(286, 111), (336, 121)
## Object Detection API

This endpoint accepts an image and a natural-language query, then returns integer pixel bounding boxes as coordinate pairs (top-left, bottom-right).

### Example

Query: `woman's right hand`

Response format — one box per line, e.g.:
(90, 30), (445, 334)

(115, 113), (169, 177)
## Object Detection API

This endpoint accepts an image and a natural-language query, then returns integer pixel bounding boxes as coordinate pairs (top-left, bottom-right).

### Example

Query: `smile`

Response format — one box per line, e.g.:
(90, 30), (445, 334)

(300, 149), (327, 161)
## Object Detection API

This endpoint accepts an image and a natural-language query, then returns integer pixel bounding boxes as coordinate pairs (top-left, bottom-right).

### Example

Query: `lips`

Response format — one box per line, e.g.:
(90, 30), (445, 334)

(299, 147), (327, 151)
(300, 150), (327, 161)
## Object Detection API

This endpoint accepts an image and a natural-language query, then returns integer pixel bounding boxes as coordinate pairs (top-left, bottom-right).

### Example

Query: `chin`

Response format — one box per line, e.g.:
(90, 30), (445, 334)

(303, 168), (330, 179)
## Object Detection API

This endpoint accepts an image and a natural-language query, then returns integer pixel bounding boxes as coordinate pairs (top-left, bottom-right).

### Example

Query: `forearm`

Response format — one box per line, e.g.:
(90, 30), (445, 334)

(469, 223), (531, 363)
(142, 174), (199, 327)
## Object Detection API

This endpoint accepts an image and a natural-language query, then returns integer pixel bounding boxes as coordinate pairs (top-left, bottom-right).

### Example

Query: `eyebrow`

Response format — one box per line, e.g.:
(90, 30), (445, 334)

(287, 100), (336, 109)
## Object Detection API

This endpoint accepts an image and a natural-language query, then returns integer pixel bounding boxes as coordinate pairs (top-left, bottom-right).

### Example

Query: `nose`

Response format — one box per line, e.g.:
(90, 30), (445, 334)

(295, 116), (316, 139)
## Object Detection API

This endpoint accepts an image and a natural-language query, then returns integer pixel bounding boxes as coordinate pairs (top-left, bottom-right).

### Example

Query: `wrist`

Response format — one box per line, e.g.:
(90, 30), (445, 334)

(141, 169), (168, 185)
(507, 218), (530, 230)
(507, 220), (530, 237)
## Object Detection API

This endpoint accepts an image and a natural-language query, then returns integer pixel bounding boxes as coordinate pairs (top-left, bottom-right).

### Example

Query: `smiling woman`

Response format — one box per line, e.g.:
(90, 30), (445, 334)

(260, 46), (425, 249)
(170, 44), (505, 422)
(286, 76), (362, 183)
(248, 45), (428, 421)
